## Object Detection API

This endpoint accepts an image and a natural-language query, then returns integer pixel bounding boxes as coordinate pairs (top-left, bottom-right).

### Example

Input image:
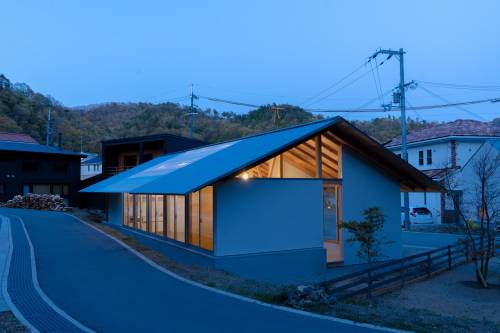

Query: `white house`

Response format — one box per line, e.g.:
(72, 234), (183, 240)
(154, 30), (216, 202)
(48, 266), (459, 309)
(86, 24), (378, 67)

(82, 117), (440, 283)
(81, 154), (102, 180)
(386, 118), (500, 224)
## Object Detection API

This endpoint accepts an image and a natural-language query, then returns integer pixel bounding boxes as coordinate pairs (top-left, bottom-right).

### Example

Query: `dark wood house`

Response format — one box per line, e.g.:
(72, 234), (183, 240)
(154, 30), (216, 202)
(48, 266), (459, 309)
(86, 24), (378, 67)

(0, 133), (83, 206)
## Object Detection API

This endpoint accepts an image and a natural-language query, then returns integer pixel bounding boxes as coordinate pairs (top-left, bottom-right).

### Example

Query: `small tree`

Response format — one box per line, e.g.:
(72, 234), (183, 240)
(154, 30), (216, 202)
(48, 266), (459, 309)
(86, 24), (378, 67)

(443, 146), (500, 288)
(340, 207), (389, 266)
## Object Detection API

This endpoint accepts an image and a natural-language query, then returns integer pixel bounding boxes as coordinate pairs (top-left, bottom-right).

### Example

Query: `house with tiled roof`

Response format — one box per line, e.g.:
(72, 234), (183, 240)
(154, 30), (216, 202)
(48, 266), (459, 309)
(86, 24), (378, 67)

(386, 118), (500, 223)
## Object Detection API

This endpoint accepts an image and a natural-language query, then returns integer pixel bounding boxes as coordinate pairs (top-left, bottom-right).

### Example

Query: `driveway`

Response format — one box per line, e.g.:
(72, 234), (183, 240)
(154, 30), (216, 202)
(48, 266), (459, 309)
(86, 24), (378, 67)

(0, 208), (393, 333)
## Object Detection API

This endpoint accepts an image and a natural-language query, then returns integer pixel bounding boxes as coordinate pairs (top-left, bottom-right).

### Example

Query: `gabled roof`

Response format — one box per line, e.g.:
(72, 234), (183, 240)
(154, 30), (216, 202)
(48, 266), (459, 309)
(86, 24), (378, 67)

(81, 117), (442, 195)
(0, 132), (39, 144)
(386, 118), (500, 147)
(0, 141), (84, 156)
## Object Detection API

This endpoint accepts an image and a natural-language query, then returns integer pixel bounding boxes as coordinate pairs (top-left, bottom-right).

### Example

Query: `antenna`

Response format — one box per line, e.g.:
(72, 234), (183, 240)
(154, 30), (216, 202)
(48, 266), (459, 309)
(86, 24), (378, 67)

(46, 108), (52, 146)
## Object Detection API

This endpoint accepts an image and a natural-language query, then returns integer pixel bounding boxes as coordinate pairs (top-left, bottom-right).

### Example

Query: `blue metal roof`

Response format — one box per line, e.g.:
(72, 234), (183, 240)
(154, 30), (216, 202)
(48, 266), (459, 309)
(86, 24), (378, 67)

(0, 141), (83, 156)
(81, 117), (340, 194)
(81, 116), (443, 195)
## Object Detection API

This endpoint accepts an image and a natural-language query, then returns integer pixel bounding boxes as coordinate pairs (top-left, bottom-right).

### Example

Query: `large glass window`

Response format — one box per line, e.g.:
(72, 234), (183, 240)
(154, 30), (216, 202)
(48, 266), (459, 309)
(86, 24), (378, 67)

(237, 131), (341, 180)
(189, 186), (214, 251)
(174, 196), (186, 242)
(165, 195), (186, 243)
(149, 195), (164, 236)
(123, 190), (213, 251)
(135, 194), (148, 231)
(124, 193), (134, 227)
(323, 184), (340, 241)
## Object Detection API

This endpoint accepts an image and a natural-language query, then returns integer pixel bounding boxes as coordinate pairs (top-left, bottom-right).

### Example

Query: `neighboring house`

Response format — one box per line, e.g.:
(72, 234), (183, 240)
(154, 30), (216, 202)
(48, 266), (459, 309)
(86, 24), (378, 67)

(386, 118), (500, 224)
(0, 132), (84, 206)
(82, 117), (440, 283)
(101, 133), (206, 177)
(79, 133), (206, 209)
(81, 154), (102, 180)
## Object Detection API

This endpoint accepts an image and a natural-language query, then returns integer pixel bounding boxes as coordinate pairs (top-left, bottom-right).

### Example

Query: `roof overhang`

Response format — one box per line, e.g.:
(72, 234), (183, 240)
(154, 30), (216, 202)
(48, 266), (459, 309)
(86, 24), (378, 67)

(81, 117), (443, 195)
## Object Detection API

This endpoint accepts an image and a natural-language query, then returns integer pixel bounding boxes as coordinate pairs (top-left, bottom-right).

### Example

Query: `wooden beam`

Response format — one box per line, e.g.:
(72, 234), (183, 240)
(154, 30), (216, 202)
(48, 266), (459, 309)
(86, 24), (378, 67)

(316, 136), (322, 178)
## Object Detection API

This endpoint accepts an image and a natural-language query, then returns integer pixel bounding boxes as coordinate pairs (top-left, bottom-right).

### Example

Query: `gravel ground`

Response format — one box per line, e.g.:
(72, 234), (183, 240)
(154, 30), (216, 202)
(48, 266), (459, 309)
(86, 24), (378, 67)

(379, 258), (500, 324)
(0, 312), (29, 333)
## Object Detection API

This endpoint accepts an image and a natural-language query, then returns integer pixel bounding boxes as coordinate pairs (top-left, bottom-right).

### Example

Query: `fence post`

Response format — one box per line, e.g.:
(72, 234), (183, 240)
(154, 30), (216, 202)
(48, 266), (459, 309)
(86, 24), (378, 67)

(426, 253), (431, 278)
(447, 245), (452, 270)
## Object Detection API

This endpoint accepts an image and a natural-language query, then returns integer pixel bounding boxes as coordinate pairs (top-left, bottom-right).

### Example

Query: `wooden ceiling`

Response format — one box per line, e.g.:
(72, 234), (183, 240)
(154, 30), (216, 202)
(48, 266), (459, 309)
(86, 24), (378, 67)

(241, 131), (341, 179)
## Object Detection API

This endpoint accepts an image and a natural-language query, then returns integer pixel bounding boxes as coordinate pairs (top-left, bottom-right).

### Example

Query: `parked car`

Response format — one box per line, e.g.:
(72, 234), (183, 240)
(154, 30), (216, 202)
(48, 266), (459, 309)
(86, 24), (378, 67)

(401, 206), (434, 226)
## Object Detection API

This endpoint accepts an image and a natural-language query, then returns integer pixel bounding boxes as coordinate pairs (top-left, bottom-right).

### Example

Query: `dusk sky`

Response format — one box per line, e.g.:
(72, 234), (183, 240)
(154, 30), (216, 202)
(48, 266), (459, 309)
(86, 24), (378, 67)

(1, 0), (499, 120)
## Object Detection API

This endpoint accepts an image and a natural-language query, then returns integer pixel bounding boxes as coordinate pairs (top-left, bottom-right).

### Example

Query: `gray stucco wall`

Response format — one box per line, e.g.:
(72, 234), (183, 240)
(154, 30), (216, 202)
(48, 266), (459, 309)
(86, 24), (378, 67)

(107, 193), (123, 226)
(215, 179), (324, 256)
(342, 147), (403, 265)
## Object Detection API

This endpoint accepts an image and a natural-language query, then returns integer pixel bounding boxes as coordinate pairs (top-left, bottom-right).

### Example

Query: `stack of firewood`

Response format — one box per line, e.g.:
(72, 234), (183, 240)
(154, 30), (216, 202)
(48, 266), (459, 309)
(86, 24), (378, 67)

(0, 193), (71, 211)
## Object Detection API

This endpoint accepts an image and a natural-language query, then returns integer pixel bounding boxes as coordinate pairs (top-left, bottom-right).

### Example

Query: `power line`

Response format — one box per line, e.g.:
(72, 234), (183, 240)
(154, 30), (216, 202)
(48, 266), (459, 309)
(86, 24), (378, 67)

(199, 95), (261, 108)
(302, 69), (375, 107)
(308, 95), (500, 113)
(300, 61), (368, 107)
(417, 80), (500, 91)
(418, 85), (486, 121)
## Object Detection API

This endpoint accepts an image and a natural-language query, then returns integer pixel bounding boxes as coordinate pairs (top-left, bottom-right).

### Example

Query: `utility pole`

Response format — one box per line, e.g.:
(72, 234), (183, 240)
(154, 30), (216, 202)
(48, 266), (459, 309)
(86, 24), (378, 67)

(46, 108), (52, 146)
(189, 84), (195, 138)
(371, 48), (410, 230)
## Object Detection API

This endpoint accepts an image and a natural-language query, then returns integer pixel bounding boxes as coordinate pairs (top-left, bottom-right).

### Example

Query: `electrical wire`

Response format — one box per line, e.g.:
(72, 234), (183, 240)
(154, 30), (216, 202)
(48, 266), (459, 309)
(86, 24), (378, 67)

(308, 96), (500, 113)
(300, 61), (368, 107)
(374, 56), (385, 105)
(302, 69), (375, 107)
(417, 81), (500, 91)
(369, 60), (383, 107)
(418, 85), (486, 121)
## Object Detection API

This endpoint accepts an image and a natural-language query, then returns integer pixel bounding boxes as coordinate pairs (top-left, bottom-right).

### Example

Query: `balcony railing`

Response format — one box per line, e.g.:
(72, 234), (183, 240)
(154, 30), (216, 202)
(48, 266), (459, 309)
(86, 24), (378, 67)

(104, 166), (134, 176)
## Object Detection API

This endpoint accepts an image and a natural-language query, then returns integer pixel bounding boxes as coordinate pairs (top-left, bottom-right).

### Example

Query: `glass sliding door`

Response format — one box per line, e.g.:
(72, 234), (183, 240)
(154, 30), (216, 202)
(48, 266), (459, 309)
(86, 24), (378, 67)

(149, 195), (164, 236)
(123, 190), (213, 252)
(174, 196), (186, 243)
(166, 196), (175, 239)
(188, 186), (214, 251)
(189, 191), (200, 246)
(124, 193), (134, 227)
(135, 194), (148, 231)
(200, 187), (213, 251)
(323, 183), (343, 263)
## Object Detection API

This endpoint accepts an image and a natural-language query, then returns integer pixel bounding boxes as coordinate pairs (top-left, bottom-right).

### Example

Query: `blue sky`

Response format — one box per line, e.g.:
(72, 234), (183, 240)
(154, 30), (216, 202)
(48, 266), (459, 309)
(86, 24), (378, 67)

(1, 0), (499, 121)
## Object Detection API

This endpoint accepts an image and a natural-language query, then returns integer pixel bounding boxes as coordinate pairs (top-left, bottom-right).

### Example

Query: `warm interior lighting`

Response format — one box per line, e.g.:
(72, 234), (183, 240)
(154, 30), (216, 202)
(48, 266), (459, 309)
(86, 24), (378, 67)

(242, 172), (249, 180)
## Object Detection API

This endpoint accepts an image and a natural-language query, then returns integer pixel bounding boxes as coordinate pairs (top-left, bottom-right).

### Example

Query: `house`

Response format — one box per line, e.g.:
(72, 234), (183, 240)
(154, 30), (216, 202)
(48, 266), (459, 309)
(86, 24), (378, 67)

(82, 117), (440, 283)
(81, 154), (102, 180)
(0, 132), (84, 206)
(101, 133), (206, 177)
(79, 133), (206, 209)
(386, 118), (500, 224)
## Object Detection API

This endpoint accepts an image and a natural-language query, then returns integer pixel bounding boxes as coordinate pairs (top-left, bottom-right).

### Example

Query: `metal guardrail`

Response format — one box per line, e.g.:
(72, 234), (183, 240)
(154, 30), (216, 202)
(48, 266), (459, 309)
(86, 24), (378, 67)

(323, 238), (493, 299)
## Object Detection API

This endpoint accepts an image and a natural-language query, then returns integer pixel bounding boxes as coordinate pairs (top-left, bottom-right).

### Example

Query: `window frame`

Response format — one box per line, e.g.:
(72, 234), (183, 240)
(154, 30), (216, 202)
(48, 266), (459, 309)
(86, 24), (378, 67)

(426, 149), (432, 165)
(418, 150), (424, 165)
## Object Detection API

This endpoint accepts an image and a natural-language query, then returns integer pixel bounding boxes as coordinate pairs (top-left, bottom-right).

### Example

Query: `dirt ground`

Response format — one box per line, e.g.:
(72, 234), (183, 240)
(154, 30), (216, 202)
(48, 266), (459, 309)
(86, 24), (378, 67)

(379, 259), (500, 323)
(0, 312), (29, 333)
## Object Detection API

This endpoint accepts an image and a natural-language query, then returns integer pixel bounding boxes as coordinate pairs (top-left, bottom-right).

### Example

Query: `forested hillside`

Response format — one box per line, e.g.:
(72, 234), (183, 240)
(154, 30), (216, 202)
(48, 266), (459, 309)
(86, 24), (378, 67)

(0, 75), (436, 153)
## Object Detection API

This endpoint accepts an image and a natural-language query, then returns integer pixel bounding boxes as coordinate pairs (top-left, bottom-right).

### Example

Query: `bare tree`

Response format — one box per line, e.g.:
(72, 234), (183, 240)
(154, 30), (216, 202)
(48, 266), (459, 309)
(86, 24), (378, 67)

(443, 145), (500, 288)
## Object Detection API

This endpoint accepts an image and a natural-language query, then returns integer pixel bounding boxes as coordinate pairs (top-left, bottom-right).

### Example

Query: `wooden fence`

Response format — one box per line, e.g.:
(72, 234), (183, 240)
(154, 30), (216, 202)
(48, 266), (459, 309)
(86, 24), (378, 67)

(323, 238), (492, 299)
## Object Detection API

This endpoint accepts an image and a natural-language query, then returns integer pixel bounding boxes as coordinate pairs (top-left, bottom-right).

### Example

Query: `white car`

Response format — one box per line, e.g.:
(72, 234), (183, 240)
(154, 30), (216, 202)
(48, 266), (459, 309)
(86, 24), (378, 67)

(401, 206), (434, 226)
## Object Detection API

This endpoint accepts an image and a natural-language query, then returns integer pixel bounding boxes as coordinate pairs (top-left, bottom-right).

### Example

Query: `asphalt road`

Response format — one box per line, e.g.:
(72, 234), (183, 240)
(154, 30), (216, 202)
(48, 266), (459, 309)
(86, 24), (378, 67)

(1, 208), (392, 333)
